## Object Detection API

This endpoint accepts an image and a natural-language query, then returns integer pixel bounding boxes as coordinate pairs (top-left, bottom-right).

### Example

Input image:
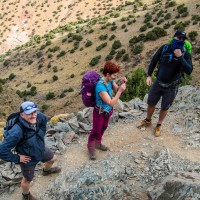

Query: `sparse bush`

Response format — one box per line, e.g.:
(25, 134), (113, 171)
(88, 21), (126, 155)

(70, 74), (75, 78)
(112, 40), (122, 50)
(99, 34), (108, 40)
(41, 104), (49, 112)
(57, 51), (66, 58)
(105, 54), (113, 61)
(111, 26), (117, 31)
(68, 87), (74, 92)
(52, 75), (58, 81)
(27, 82), (31, 88)
(109, 34), (116, 41)
(53, 66), (58, 72)
(140, 25), (148, 32)
(3, 59), (10, 66)
(38, 64), (43, 69)
(28, 60), (33, 65)
(89, 55), (101, 66)
(0, 83), (3, 93)
(188, 31), (198, 41)
(121, 68), (152, 101)
(96, 42), (107, 51)
(131, 43), (144, 54)
(122, 54), (129, 61)
(164, 13), (171, 20)
(36, 51), (43, 58)
(85, 40), (93, 47)
(46, 92), (55, 100)
(9, 73), (16, 80)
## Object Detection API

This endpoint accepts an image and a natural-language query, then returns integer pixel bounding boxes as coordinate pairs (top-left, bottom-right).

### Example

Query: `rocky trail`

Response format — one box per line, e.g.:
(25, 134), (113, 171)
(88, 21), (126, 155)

(1, 85), (200, 200)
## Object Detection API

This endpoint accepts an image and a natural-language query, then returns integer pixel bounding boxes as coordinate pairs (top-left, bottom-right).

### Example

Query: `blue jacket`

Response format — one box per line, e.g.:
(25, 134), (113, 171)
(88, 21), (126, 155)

(0, 112), (48, 166)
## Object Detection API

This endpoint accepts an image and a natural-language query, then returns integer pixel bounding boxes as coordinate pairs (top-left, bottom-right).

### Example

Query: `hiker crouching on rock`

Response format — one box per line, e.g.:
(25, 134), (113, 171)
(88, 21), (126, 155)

(87, 61), (126, 160)
(0, 101), (61, 200)
(138, 30), (193, 137)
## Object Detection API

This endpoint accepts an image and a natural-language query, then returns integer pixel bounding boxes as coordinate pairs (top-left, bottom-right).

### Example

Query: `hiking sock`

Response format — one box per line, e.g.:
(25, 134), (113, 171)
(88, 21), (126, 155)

(156, 123), (161, 127)
(22, 192), (30, 195)
(145, 118), (151, 122)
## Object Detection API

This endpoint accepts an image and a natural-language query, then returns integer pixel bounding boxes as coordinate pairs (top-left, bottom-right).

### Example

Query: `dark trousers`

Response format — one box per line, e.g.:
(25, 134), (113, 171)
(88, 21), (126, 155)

(87, 107), (113, 153)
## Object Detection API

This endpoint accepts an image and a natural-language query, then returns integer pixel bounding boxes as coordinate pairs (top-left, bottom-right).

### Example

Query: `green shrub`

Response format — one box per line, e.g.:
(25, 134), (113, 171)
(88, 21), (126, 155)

(46, 92), (55, 100)
(53, 66), (58, 72)
(112, 40), (122, 50)
(131, 43), (144, 54)
(68, 87), (74, 92)
(109, 34), (116, 41)
(85, 40), (93, 47)
(52, 75), (58, 81)
(46, 40), (52, 46)
(70, 74), (75, 78)
(188, 31), (198, 41)
(28, 60), (33, 65)
(122, 53), (129, 61)
(9, 73), (16, 80)
(3, 59), (10, 66)
(164, 13), (171, 20)
(89, 55), (101, 66)
(105, 54), (113, 61)
(0, 79), (6, 84)
(36, 51), (43, 58)
(121, 68), (151, 101)
(59, 91), (66, 98)
(0, 83), (3, 93)
(111, 26), (117, 31)
(140, 25), (148, 32)
(27, 82), (32, 88)
(99, 34), (108, 40)
(41, 104), (49, 112)
(177, 4), (188, 14)
(38, 64), (43, 69)
(57, 51), (66, 58)
(163, 22), (171, 29)
(96, 42), (107, 51)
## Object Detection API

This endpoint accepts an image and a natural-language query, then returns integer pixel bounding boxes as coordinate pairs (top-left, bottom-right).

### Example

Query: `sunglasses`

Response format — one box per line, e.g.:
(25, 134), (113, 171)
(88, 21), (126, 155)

(23, 104), (37, 111)
(177, 36), (186, 41)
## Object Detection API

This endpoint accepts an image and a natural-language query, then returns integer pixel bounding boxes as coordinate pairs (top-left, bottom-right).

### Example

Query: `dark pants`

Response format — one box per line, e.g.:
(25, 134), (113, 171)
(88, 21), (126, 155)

(20, 147), (54, 181)
(147, 79), (179, 110)
(87, 107), (113, 153)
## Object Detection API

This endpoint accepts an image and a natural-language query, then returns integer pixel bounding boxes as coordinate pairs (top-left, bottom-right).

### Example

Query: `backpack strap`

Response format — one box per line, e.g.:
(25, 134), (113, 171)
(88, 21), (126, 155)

(16, 121), (43, 146)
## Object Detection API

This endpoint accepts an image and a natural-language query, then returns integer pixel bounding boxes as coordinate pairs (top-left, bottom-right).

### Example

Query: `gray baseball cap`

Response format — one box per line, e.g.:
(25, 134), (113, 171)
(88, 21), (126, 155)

(20, 101), (39, 114)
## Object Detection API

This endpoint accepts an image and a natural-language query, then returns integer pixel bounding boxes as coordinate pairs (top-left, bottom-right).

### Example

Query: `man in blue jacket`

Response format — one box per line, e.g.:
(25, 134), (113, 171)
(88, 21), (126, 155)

(138, 30), (193, 137)
(0, 101), (61, 200)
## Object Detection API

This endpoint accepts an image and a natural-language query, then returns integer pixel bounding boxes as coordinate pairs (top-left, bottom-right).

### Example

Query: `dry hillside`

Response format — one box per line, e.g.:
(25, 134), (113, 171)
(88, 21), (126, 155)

(0, 0), (199, 119)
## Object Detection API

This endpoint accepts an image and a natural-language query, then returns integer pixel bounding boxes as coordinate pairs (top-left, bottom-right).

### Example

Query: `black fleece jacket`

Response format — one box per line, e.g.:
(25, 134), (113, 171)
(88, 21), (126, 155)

(147, 44), (193, 83)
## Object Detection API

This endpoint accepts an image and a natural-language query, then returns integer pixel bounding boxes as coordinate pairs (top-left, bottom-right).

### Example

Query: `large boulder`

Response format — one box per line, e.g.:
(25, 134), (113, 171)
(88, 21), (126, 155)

(147, 172), (200, 200)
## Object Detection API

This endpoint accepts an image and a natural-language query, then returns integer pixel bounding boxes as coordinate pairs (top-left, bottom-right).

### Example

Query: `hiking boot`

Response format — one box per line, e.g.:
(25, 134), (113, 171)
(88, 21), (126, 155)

(155, 126), (161, 137)
(95, 144), (108, 151)
(42, 166), (61, 176)
(137, 119), (152, 128)
(89, 151), (96, 160)
(22, 192), (37, 200)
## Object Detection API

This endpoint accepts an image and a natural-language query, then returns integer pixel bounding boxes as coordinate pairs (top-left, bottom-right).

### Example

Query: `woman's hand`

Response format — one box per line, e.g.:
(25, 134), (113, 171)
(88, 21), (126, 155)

(118, 83), (126, 93)
(19, 154), (31, 163)
(121, 77), (127, 83)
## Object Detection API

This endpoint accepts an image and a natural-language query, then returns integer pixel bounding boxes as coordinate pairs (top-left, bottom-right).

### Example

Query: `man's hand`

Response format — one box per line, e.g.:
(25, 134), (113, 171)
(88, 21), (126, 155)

(174, 49), (182, 57)
(19, 155), (31, 163)
(146, 76), (152, 86)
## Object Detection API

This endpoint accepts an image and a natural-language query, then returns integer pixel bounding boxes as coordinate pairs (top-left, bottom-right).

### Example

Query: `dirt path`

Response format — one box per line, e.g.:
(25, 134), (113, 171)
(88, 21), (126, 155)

(4, 118), (200, 200)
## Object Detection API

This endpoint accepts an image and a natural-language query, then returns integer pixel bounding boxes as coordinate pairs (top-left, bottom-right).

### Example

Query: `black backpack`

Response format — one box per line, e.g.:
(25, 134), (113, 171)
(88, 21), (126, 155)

(3, 112), (28, 146)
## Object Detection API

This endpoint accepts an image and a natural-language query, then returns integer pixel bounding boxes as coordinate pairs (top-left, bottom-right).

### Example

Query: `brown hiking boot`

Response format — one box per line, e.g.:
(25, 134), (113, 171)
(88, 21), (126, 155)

(42, 166), (61, 176)
(155, 126), (161, 137)
(137, 119), (152, 128)
(95, 144), (108, 151)
(89, 151), (96, 160)
(22, 192), (37, 200)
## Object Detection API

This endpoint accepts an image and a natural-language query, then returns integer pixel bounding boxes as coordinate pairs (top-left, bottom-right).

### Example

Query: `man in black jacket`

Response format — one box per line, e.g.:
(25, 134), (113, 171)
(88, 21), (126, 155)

(0, 101), (61, 200)
(138, 30), (193, 136)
